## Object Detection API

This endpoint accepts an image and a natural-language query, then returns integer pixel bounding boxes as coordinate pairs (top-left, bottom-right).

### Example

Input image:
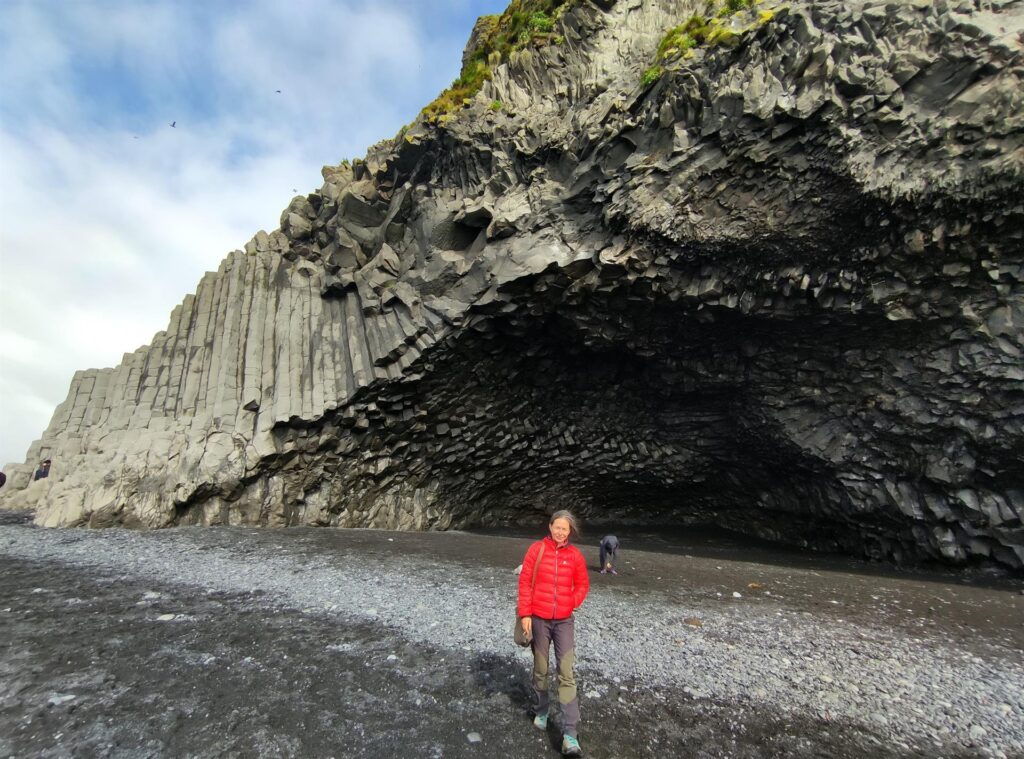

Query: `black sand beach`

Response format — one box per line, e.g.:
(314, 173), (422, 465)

(2, 512), (1022, 758)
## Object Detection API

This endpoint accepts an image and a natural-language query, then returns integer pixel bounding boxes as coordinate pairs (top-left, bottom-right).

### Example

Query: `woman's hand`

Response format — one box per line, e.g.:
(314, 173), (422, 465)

(520, 616), (532, 640)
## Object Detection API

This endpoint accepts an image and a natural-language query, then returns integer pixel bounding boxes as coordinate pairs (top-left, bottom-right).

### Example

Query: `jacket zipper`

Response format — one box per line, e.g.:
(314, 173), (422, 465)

(551, 541), (559, 618)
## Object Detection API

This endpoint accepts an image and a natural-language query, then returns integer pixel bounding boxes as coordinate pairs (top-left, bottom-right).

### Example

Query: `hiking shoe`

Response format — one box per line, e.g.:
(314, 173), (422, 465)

(533, 712), (548, 730)
(610, 569), (618, 575)
(599, 569), (607, 574)
(561, 734), (583, 756)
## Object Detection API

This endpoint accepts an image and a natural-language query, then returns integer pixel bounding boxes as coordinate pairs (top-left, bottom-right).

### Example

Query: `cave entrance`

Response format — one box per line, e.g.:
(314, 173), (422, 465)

(417, 300), (869, 558)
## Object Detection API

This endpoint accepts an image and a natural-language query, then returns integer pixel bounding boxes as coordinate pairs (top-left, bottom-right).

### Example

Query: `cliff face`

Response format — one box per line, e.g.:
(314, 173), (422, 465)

(3, 0), (1022, 570)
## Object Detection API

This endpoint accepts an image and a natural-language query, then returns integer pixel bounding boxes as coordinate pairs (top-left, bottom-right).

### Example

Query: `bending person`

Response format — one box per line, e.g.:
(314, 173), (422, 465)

(599, 534), (619, 574)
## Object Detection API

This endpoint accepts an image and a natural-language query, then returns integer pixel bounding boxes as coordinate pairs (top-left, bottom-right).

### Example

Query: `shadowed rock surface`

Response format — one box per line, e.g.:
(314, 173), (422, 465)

(2, 0), (1022, 570)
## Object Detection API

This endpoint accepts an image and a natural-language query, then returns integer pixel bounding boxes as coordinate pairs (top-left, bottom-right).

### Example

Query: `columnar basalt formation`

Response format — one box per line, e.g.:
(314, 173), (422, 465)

(3, 0), (1022, 570)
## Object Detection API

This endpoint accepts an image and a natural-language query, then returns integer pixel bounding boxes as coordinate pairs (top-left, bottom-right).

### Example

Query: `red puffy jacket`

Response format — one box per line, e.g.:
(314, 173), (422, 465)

(518, 536), (590, 620)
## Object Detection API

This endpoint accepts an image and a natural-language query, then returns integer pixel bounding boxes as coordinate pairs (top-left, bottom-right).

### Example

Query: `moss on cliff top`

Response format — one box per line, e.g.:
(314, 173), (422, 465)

(420, 0), (576, 124)
(643, 0), (775, 87)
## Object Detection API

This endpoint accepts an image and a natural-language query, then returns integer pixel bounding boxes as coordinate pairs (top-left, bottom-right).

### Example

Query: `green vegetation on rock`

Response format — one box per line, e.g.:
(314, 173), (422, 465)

(641, 65), (664, 88)
(641, 0), (768, 86)
(421, 0), (576, 124)
(723, 0), (756, 12)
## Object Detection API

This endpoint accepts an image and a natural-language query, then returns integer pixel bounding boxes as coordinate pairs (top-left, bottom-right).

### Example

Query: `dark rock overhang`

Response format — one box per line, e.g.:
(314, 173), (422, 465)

(3, 0), (1022, 572)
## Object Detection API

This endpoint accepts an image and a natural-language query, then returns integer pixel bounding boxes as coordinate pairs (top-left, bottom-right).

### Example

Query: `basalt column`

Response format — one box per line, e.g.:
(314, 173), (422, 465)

(3, 0), (1021, 571)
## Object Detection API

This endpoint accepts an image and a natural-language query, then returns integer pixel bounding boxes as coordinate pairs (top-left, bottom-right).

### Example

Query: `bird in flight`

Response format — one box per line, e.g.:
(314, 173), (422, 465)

(170, 121), (176, 128)
(276, 90), (282, 94)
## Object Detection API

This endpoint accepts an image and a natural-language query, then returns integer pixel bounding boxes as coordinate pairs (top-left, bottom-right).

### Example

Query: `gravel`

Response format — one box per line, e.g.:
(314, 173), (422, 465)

(3, 520), (1022, 757)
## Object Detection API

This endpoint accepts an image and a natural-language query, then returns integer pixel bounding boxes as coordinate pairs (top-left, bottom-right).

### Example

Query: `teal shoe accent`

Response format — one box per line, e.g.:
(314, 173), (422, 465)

(561, 734), (582, 756)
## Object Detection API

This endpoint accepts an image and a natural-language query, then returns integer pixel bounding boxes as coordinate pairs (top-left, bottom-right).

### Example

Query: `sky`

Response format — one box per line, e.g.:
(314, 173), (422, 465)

(0, 0), (510, 468)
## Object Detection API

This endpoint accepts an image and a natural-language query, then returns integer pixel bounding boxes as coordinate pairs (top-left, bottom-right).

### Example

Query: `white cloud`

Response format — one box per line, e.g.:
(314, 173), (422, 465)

(0, 4), (77, 125)
(0, 0), (505, 468)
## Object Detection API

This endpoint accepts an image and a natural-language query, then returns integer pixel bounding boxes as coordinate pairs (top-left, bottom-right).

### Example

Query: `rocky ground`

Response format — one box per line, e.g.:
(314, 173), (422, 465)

(1, 510), (1022, 758)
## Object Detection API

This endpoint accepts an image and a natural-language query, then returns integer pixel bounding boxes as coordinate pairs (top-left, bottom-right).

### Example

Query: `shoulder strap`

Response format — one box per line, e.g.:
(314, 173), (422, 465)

(530, 543), (545, 590)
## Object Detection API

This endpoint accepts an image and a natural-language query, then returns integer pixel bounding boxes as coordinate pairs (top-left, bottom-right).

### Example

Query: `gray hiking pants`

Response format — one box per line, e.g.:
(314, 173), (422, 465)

(530, 615), (580, 738)
(599, 543), (617, 570)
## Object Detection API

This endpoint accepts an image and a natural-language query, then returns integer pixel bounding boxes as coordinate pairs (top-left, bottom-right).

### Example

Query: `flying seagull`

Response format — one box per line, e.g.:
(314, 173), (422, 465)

(276, 90), (282, 93)
(170, 121), (176, 128)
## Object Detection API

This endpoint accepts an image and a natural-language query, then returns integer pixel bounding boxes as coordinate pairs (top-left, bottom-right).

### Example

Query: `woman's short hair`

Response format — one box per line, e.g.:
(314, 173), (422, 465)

(549, 509), (580, 538)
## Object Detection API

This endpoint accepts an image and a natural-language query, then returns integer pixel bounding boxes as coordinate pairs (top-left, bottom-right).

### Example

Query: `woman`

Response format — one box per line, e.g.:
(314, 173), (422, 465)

(517, 510), (590, 757)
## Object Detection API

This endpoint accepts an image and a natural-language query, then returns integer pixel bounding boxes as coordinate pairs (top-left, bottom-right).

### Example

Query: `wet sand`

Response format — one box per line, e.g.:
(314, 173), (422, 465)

(1, 511), (1021, 758)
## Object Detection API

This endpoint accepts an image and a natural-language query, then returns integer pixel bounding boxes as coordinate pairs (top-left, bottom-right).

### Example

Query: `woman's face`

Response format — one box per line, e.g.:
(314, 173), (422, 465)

(549, 517), (572, 545)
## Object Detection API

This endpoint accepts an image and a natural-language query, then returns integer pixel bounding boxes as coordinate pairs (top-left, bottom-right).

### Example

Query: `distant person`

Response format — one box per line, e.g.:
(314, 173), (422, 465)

(33, 459), (51, 481)
(599, 534), (619, 574)
(517, 511), (590, 757)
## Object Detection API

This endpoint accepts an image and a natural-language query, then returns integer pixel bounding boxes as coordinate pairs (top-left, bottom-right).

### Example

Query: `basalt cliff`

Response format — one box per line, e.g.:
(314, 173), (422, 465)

(3, 0), (1022, 571)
